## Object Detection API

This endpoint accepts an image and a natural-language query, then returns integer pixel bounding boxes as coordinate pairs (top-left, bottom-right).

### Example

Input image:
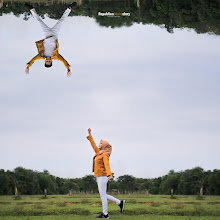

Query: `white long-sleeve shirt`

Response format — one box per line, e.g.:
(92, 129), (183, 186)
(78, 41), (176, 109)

(43, 36), (57, 57)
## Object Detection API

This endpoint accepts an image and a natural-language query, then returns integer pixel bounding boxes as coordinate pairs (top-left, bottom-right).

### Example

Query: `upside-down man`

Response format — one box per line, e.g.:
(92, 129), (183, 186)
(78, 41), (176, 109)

(25, 2), (77, 77)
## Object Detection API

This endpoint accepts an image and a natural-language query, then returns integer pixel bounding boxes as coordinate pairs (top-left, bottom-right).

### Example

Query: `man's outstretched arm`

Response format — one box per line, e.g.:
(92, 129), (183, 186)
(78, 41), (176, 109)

(55, 53), (71, 77)
(25, 54), (43, 74)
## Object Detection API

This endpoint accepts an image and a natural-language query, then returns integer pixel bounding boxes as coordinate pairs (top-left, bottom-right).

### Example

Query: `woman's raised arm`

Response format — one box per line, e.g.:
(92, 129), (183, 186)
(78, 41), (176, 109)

(87, 128), (99, 153)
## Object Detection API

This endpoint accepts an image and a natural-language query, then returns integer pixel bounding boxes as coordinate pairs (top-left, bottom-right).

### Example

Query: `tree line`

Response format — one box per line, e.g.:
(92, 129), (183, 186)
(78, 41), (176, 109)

(0, 167), (220, 196)
(0, 0), (219, 35)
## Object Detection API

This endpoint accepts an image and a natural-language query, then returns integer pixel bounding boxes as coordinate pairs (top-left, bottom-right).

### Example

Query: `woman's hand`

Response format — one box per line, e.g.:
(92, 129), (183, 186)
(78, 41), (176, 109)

(108, 175), (113, 182)
(88, 128), (91, 135)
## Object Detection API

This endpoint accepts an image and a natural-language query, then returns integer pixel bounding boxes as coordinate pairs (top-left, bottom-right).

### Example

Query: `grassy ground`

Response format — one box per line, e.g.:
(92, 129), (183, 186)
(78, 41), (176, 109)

(0, 194), (220, 219)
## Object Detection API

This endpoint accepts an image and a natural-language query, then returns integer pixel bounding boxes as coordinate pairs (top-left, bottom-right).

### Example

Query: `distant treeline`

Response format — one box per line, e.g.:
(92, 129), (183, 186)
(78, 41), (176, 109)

(0, 167), (220, 195)
(0, 0), (219, 34)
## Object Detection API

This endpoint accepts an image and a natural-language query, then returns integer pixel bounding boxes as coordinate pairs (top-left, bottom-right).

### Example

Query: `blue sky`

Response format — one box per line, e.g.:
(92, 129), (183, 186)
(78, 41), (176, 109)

(0, 13), (220, 178)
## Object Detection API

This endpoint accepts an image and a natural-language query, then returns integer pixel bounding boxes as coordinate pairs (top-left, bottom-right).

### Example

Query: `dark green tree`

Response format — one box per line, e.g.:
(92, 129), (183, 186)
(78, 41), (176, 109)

(81, 175), (97, 192)
(149, 177), (162, 194)
(178, 167), (204, 195)
(0, 169), (10, 195)
(13, 167), (40, 195)
(117, 175), (136, 193)
(37, 171), (58, 194)
(207, 169), (220, 195)
(160, 171), (180, 194)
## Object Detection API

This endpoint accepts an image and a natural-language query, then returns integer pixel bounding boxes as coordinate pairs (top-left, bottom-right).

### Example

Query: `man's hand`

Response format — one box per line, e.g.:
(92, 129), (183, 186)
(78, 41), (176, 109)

(108, 175), (113, 182)
(67, 70), (72, 77)
(88, 128), (91, 135)
(25, 67), (29, 74)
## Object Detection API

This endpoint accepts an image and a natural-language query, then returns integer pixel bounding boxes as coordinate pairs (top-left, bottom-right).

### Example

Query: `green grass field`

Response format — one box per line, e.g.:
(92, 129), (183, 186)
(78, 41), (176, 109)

(0, 194), (220, 219)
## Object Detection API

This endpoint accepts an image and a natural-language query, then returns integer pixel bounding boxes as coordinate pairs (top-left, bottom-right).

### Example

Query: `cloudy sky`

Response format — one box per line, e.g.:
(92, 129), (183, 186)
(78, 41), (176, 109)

(0, 12), (220, 179)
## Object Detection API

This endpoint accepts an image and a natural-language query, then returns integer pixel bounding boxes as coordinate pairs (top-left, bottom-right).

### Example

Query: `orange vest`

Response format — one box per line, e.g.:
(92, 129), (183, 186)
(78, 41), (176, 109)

(26, 39), (70, 69)
(87, 134), (114, 177)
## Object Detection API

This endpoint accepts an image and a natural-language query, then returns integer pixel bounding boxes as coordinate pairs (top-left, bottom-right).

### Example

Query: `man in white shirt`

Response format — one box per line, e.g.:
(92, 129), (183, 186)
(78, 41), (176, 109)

(25, 2), (77, 77)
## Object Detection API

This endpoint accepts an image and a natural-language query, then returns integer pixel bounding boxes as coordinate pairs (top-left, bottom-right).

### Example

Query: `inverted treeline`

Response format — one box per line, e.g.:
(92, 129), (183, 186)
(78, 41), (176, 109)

(0, 0), (219, 34)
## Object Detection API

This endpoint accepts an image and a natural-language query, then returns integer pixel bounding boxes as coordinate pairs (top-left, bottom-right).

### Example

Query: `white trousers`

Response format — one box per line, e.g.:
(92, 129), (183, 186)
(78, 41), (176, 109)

(96, 176), (121, 215)
(30, 8), (71, 38)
